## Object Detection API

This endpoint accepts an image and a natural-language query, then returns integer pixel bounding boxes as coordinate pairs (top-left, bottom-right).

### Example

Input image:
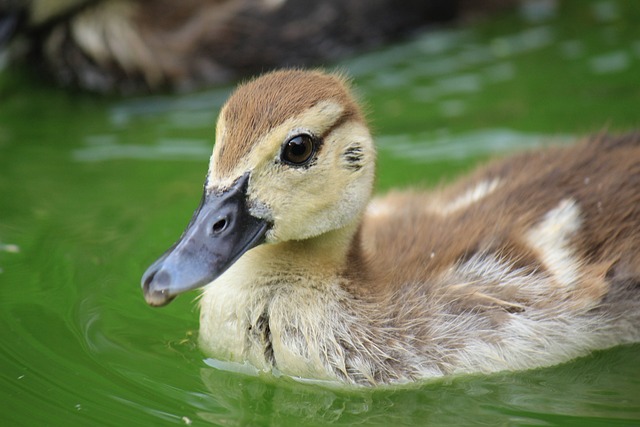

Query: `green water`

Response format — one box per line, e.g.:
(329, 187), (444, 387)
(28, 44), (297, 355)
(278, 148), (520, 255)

(1, 1), (640, 425)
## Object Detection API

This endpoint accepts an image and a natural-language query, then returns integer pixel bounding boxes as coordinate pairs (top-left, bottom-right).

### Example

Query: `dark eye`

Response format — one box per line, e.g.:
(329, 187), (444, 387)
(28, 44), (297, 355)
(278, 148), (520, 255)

(281, 134), (316, 166)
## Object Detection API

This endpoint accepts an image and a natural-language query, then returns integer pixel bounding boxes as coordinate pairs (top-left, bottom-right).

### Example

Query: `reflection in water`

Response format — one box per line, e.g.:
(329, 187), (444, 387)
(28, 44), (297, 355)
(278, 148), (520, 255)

(559, 40), (586, 59)
(591, 0), (620, 22)
(490, 26), (555, 57)
(589, 51), (631, 74)
(109, 88), (230, 126)
(196, 345), (640, 426)
(73, 138), (211, 162)
(520, 0), (558, 22)
(376, 129), (571, 163)
(0, 242), (20, 253)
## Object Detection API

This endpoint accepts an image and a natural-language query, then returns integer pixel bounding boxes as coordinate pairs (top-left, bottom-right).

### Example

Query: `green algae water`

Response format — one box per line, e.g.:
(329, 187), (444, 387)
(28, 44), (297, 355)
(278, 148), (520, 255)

(2, 1), (640, 425)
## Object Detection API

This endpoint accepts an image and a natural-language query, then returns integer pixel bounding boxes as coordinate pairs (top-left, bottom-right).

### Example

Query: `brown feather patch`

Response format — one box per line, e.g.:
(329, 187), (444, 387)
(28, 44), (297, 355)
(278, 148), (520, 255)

(214, 69), (364, 177)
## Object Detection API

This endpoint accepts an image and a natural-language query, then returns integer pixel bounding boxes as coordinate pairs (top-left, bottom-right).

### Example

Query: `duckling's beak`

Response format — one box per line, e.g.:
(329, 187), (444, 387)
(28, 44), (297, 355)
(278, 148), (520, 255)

(141, 173), (268, 307)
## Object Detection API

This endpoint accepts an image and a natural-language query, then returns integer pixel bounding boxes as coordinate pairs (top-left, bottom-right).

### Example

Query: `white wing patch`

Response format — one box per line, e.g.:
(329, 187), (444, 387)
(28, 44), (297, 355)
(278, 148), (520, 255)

(365, 198), (396, 218)
(526, 198), (582, 288)
(433, 178), (501, 215)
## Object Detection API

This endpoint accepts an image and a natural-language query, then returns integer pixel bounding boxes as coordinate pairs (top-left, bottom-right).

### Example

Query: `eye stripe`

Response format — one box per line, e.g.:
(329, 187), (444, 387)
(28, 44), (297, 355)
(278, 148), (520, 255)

(319, 110), (353, 141)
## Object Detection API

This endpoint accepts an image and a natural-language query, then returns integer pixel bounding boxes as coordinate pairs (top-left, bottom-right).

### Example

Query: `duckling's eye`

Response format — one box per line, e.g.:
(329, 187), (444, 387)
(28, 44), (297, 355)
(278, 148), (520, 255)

(281, 134), (316, 166)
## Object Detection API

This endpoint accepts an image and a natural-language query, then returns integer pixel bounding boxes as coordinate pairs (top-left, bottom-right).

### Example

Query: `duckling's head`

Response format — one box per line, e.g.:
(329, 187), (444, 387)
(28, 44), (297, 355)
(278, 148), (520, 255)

(142, 70), (376, 306)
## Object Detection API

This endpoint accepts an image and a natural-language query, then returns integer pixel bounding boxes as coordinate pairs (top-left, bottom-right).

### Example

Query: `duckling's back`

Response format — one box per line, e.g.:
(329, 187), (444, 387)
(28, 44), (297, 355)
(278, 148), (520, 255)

(356, 133), (640, 370)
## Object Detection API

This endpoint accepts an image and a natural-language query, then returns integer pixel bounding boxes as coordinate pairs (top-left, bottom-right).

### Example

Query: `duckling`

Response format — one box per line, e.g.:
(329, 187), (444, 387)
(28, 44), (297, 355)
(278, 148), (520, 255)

(2, 0), (462, 93)
(142, 69), (640, 386)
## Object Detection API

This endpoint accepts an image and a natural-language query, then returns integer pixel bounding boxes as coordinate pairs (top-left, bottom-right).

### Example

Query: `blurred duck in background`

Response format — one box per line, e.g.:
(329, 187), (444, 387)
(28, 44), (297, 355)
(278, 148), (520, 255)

(0, 0), (515, 93)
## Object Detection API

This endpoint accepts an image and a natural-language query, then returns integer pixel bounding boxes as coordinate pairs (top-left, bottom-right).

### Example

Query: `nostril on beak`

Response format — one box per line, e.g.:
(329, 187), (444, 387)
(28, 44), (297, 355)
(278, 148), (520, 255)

(212, 217), (228, 234)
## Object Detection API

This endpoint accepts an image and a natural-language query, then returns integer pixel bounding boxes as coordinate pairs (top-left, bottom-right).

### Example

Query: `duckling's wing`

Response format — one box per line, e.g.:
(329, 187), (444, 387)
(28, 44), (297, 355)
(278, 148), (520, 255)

(360, 133), (640, 314)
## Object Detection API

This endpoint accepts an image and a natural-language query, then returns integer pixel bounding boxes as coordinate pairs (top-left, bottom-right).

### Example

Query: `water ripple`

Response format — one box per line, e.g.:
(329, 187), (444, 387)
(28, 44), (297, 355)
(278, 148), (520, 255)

(73, 138), (211, 162)
(377, 128), (572, 163)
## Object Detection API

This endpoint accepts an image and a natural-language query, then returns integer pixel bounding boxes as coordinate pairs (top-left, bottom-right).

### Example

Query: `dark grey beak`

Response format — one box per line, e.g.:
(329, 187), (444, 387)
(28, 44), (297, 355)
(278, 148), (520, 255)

(141, 173), (268, 307)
